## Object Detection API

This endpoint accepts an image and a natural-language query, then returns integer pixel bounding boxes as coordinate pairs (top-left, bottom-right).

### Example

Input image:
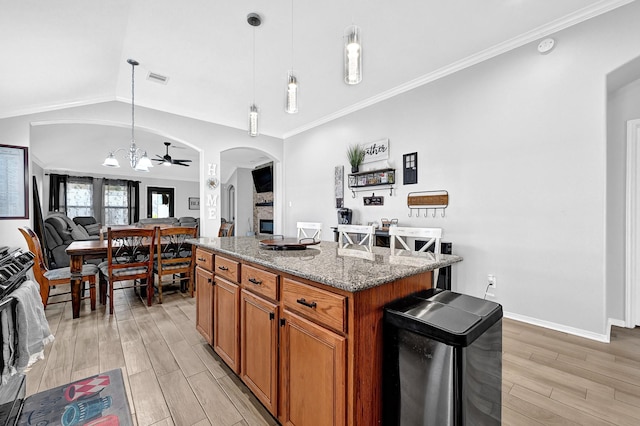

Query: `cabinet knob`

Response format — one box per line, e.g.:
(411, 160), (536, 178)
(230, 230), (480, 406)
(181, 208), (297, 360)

(248, 277), (262, 286)
(197, 257), (206, 262)
(296, 298), (317, 309)
(207, 278), (212, 283)
(218, 265), (229, 271)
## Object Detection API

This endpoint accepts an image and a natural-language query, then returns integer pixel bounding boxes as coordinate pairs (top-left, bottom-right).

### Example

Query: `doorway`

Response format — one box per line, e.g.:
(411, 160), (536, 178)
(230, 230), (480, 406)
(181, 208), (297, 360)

(147, 186), (175, 218)
(626, 119), (640, 327)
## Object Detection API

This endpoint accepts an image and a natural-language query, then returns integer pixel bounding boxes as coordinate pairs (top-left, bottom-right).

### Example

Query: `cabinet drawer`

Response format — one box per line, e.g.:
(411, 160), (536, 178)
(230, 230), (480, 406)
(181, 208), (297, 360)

(282, 278), (346, 333)
(215, 255), (240, 283)
(242, 264), (278, 301)
(195, 248), (213, 271)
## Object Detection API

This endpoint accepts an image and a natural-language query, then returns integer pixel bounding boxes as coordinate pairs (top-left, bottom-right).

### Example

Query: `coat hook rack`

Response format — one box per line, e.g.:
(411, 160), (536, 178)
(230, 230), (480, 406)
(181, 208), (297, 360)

(407, 190), (448, 218)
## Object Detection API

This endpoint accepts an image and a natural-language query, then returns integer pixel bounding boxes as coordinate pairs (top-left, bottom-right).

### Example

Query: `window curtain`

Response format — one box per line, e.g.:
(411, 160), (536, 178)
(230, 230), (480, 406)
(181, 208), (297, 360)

(92, 178), (104, 226)
(127, 180), (140, 224)
(48, 173), (68, 213)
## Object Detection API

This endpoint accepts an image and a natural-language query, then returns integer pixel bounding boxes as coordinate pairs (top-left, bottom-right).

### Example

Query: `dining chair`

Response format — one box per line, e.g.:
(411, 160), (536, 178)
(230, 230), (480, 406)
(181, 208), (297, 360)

(18, 226), (98, 310)
(99, 227), (156, 314)
(296, 222), (322, 242)
(388, 226), (443, 283)
(154, 226), (198, 303)
(218, 222), (234, 237)
(337, 224), (375, 250)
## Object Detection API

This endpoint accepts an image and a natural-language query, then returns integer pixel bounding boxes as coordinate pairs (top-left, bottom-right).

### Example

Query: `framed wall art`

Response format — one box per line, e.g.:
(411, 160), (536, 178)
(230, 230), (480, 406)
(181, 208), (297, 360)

(403, 152), (418, 185)
(189, 197), (200, 210)
(0, 144), (29, 219)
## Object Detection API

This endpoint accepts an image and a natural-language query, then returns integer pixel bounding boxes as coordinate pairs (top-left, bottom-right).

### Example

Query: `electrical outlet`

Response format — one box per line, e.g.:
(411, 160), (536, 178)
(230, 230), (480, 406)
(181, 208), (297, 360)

(488, 274), (497, 289)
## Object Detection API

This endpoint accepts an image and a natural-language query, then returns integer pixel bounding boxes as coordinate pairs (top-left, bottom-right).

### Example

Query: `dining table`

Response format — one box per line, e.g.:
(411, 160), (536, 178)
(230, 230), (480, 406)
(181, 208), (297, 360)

(66, 239), (110, 318)
(65, 225), (195, 318)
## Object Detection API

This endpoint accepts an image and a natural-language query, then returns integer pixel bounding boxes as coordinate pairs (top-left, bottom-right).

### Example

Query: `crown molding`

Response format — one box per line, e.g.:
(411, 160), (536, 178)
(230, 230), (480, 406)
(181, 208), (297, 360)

(0, 96), (116, 120)
(282, 0), (635, 140)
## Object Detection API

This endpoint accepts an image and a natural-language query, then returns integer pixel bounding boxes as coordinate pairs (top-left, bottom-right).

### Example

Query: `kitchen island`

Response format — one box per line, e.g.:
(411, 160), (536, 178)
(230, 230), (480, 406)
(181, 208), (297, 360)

(189, 236), (461, 426)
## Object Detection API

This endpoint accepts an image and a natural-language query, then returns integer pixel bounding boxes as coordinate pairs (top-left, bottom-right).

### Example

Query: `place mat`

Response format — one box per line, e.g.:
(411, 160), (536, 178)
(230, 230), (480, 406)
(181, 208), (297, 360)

(18, 368), (132, 426)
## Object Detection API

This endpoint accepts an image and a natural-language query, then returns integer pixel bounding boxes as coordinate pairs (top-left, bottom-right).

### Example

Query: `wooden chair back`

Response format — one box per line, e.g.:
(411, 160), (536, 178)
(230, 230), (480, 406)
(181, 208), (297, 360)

(155, 226), (198, 302)
(218, 222), (234, 237)
(337, 224), (375, 250)
(296, 222), (322, 242)
(105, 227), (156, 311)
(18, 226), (49, 284)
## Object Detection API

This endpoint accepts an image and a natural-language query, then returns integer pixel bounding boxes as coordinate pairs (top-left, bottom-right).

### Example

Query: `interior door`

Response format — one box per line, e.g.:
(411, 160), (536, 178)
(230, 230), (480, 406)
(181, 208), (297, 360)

(147, 186), (174, 218)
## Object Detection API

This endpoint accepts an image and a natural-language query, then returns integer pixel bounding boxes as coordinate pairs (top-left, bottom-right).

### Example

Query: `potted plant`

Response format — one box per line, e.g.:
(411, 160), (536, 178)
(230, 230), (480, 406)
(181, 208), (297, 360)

(347, 144), (365, 173)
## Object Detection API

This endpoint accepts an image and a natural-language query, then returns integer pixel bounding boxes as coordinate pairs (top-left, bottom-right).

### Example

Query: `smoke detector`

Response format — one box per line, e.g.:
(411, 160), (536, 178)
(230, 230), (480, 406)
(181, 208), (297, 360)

(537, 38), (555, 54)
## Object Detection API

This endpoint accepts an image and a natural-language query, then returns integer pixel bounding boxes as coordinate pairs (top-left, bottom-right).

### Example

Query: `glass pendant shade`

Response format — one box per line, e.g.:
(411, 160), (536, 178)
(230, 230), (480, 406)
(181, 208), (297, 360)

(344, 25), (362, 85)
(286, 72), (298, 114)
(102, 152), (120, 168)
(249, 104), (259, 137)
(135, 152), (153, 171)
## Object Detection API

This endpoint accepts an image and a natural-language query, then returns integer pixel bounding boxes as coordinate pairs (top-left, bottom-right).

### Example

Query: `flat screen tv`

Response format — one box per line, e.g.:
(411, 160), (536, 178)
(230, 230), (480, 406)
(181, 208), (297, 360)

(251, 165), (273, 193)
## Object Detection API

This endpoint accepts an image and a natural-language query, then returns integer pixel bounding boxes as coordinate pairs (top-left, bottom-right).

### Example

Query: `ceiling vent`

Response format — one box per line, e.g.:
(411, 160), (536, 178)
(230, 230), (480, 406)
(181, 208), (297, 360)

(147, 71), (169, 84)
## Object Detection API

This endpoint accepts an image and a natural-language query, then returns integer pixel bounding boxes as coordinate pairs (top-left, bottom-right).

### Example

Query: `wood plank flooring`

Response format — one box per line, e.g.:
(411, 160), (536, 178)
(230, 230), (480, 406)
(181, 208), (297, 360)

(25, 288), (640, 425)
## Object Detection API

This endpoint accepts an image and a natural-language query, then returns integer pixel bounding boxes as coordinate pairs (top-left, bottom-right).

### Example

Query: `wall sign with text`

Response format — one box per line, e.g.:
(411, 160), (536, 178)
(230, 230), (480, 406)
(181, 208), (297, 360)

(361, 138), (389, 164)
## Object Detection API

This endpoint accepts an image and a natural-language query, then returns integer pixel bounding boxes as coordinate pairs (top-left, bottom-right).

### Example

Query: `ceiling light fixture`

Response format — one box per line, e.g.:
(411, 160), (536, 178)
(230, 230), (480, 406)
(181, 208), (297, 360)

(102, 59), (153, 171)
(344, 25), (362, 85)
(248, 13), (261, 137)
(285, 0), (298, 114)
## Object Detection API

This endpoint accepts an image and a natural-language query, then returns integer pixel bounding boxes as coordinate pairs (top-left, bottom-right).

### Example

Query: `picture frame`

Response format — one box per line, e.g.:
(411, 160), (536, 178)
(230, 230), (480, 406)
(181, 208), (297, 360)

(188, 197), (200, 210)
(0, 144), (29, 219)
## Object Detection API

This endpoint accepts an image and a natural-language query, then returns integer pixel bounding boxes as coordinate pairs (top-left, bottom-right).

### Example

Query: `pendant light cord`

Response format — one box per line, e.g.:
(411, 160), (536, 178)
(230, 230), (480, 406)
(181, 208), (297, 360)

(291, 0), (294, 71)
(252, 26), (256, 105)
(131, 61), (135, 143)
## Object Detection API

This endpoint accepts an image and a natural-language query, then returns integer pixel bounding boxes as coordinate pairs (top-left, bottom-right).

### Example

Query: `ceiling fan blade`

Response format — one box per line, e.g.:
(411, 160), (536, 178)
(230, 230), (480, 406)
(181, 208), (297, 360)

(174, 162), (190, 167)
(173, 159), (192, 163)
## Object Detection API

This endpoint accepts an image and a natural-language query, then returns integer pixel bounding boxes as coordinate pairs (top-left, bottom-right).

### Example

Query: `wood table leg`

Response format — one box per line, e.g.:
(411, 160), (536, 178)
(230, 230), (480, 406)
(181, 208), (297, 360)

(69, 253), (83, 319)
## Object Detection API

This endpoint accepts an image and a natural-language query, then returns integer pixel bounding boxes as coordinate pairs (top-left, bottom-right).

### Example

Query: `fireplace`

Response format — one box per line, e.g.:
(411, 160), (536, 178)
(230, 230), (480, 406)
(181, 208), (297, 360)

(260, 219), (273, 234)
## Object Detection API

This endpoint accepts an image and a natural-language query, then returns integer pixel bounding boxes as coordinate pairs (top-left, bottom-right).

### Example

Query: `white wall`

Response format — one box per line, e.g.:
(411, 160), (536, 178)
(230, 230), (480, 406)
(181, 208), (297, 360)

(236, 168), (254, 236)
(0, 102), (283, 249)
(283, 2), (640, 339)
(606, 78), (640, 321)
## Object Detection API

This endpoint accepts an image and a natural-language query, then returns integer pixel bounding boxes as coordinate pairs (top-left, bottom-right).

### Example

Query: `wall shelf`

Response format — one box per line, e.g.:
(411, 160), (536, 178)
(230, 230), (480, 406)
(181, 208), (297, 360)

(348, 168), (395, 197)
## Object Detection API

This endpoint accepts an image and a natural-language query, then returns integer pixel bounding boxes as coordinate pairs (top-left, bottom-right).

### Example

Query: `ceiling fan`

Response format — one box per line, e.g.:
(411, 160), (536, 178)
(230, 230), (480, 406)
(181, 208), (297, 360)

(153, 142), (192, 167)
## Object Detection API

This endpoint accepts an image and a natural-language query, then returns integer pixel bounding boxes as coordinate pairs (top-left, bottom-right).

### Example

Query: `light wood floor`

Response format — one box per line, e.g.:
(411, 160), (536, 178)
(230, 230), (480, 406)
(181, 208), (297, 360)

(25, 287), (640, 425)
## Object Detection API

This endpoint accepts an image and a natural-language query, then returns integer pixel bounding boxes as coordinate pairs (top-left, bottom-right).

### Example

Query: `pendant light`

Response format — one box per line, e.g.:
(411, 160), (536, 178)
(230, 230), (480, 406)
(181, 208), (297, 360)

(344, 25), (362, 85)
(248, 13), (261, 137)
(102, 59), (153, 171)
(285, 0), (298, 114)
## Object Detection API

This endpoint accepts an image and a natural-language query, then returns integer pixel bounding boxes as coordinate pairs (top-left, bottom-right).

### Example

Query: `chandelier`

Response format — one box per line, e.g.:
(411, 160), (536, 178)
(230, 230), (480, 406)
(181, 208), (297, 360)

(102, 59), (153, 171)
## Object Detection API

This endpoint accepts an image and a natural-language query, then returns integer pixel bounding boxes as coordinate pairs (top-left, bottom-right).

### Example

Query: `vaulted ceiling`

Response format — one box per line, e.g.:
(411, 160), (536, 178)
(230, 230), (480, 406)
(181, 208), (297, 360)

(1, 0), (631, 180)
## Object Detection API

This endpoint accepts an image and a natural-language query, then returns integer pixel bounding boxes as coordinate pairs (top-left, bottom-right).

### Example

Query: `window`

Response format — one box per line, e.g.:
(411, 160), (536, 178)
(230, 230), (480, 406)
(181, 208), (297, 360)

(104, 181), (129, 225)
(66, 177), (93, 219)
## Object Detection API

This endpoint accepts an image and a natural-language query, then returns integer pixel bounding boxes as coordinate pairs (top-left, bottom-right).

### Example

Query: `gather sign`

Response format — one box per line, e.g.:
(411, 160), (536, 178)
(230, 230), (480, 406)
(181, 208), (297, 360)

(361, 138), (389, 164)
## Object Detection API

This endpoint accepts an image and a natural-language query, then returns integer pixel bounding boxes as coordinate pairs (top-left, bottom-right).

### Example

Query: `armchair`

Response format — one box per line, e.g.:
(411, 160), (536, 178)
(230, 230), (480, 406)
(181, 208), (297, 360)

(73, 216), (101, 236)
(43, 212), (100, 268)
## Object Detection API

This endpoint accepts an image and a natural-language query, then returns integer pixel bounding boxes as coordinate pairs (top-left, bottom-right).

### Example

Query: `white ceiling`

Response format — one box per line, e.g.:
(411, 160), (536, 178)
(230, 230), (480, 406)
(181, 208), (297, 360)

(1, 0), (632, 180)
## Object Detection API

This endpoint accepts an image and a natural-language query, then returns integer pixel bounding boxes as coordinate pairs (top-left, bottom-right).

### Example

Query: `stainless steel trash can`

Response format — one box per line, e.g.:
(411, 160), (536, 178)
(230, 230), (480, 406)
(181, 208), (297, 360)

(384, 288), (502, 425)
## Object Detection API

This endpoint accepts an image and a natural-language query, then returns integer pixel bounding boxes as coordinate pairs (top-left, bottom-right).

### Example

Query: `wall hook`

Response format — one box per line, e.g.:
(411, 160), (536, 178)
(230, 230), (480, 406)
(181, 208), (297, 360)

(432, 209), (436, 218)
(408, 209), (412, 217)
(441, 209), (445, 218)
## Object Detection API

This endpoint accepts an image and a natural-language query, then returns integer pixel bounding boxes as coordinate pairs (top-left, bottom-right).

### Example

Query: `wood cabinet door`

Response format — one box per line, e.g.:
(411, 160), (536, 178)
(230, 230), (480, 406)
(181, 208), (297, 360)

(240, 290), (278, 416)
(213, 276), (240, 373)
(195, 266), (213, 345)
(280, 310), (346, 426)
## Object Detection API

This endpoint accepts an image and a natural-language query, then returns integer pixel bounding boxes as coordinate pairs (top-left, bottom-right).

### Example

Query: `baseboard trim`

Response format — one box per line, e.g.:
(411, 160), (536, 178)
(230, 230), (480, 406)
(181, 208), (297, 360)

(504, 311), (611, 343)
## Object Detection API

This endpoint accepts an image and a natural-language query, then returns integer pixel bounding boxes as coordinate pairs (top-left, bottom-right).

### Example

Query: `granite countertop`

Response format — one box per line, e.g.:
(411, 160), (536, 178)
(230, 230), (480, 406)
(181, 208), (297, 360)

(188, 236), (462, 293)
